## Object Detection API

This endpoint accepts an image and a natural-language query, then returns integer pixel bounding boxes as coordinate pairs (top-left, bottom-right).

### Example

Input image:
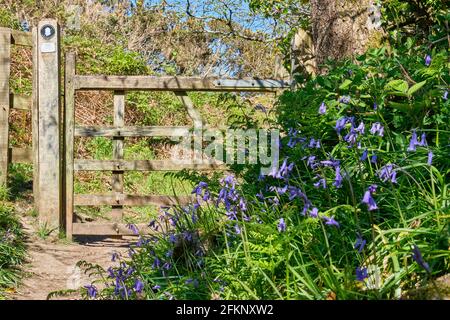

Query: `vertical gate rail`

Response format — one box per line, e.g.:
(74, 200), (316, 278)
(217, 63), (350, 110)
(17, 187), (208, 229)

(65, 52), (289, 240)
(0, 27), (35, 193)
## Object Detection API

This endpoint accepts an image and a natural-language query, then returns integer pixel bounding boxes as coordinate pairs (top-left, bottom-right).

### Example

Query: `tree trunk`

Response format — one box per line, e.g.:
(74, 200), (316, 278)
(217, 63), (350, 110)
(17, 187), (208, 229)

(310, 0), (374, 70)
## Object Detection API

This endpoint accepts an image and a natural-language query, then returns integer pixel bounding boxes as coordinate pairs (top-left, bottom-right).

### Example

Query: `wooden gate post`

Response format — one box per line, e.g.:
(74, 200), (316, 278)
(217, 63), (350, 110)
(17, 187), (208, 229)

(36, 19), (62, 230)
(0, 28), (11, 187)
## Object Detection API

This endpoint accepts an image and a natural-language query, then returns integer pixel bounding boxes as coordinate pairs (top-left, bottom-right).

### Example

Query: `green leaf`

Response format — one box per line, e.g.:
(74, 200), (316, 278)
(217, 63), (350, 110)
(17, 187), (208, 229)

(339, 79), (352, 90)
(407, 80), (427, 96)
(385, 79), (408, 93)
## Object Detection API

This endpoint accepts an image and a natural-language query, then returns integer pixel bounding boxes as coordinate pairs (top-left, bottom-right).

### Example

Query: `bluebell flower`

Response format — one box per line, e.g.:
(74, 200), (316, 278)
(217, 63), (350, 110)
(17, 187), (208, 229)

(354, 234), (366, 253)
(407, 130), (418, 152)
(313, 177), (327, 189)
(322, 216), (340, 227)
(412, 245), (431, 273)
(333, 166), (343, 188)
(339, 95), (351, 104)
(152, 285), (161, 290)
(373, 102), (378, 110)
(418, 133), (427, 147)
(134, 279), (144, 293)
(126, 223), (139, 235)
(111, 252), (119, 262)
(319, 102), (327, 115)
(427, 151), (433, 166)
(360, 149), (368, 161)
(309, 207), (319, 218)
(335, 117), (348, 135)
(234, 224), (241, 234)
(277, 218), (286, 232)
(370, 122), (384, 137)
(378, 164), (397, 184)
(370, 154), (377, 164)
(84, 284), (97, 298)
(152, 257), (161, 269)
(424, 54), (431, 66)
(444, 90), (448, 100)
(356, 267), (368, 281)
(362, 185), (378, 211)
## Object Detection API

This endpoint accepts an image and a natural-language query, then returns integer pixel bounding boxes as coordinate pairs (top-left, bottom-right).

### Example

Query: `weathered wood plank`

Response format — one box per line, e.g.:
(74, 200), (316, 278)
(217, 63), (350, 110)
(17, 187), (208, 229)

(174, 91), (203, 127)
(74, 125), (191, 137)
(10, 93), (31, 110)
(8, 148), (32, 163)
(112, 91), (124, 221)
(74, 159), (227, 171)
(11, 30), (32, 46)
(0, 28), (11, 186)
(65, 52), (76, 240)
(74, 75), (283, 92)
(74, 194), (192, 206)
(72, 223), (150, 236)
(37, 19), (61, 230)
(32, 27), (39, 208)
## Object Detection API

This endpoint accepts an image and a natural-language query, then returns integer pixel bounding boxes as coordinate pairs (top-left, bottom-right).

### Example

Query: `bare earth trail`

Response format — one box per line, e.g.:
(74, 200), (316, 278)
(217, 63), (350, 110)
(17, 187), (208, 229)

(9, 204), (129, 300)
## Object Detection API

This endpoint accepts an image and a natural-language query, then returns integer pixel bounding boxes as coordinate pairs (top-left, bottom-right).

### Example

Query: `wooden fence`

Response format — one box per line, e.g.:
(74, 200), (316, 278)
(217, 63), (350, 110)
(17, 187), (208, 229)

(0, 27), (37, 192)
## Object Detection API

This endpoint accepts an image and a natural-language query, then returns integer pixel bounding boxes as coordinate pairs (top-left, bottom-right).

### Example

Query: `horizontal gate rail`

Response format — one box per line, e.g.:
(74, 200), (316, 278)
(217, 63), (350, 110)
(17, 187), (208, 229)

(74, 194), (192, 206)
(8, 147), (33, 164)
(73, 159), (227, 171)
(74, 125), (191, 137)
(74, 75), (290, 92)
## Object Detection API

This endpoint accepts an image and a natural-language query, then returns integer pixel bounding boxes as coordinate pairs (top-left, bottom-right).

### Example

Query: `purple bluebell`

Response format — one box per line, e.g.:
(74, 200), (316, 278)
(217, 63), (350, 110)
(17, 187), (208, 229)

(255, 103), (267, 113)
(319, 102), (327, 115)
(373, 102), (378, 110)
(427, 151), (433, 166)
(322, 216), (340, 227)
(354, 234), (366, 253)
(418, 133), (427, 147)
(111, 252), (119, 262)
(370, 122), (384, 137)
(152, 257), (161, 269)
(356, 267), (368, 281)
(309, 207), (319, 218)
(288, 186), (305, 201)
(424, 54), (431, 66)
(162, 262), (171, 270)
(362, 185), (378, 211)
(234, 224), (241, 235)
(335, 117), (348, 135)
(152, 285), (161, 290)
(134, 279), (144, 293)
(360, 149), (368, 161)
(192, 181), (208, 195)
(339, 95), (351, 104)
(84, 284), (97, 298)
(412, 245), (431, 273)
(370, 154), (377, 164)
(407, 130), (418, 152)
(444, 90), (448, 100)
(378, 164), (397, 184)
(355, 122), (365, 135)
(313, 177), (327, 189)
(126, 224), (139, 235)
(333, 166), (343, 188)
(307, 155), (317, 169)
(277, 218), (286, 232)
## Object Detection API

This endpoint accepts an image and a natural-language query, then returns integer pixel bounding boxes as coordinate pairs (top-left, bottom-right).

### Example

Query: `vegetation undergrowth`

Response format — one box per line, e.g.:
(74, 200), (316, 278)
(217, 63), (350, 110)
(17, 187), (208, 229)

(0, 187), (26, 299)
(77, 11), (449, 300)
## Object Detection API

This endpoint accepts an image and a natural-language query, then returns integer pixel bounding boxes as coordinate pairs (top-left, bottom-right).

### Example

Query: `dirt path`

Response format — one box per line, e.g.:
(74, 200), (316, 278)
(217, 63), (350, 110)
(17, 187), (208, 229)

(9, 207), (129, 300)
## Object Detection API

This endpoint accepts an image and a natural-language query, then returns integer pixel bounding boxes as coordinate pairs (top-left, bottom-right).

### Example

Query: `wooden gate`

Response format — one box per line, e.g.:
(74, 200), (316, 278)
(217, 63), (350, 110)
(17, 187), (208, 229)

(64, 52), (288, 240)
